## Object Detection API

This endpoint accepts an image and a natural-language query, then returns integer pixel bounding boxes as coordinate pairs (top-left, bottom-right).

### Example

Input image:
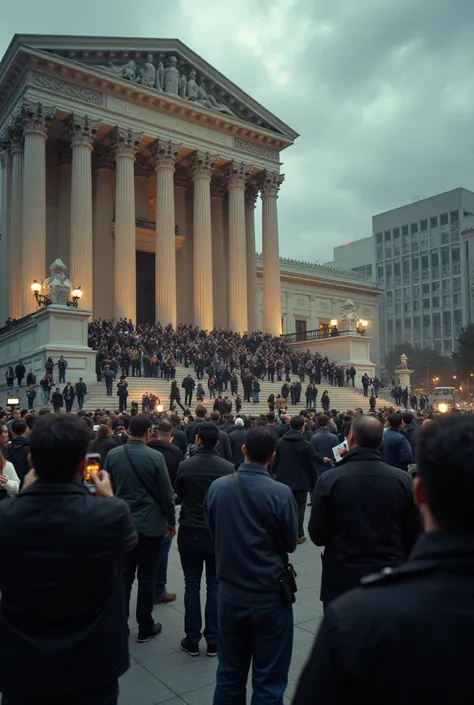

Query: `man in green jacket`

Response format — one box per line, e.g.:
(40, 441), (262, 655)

(104, 414), (176, 643)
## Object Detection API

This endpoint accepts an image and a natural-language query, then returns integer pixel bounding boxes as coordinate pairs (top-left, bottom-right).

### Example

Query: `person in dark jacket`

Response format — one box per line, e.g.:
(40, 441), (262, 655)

(26, 385), (37, 410)
(5, 366), (14, 388)
(273, 415), (328, 543)
(15, 360), (25, 386)
(116, 376), (128, 412)
(148, 419), (185, 606)
(170, 414), (187, 455)
(401, 410), (417, 455)
(309, 414), (420, 607)
(170, 379), (185, 412)
(311, 415), (339, 475)
(383, 412), (413, 470)
(181, 374), (196, 408)
(88, 424), (116, 466)
(229, 418), (247, 470)
(51, 388), (63, 413)
(63, 382), (75, 413)
(321, 390), (330, 412)
(75, 378), (87, 411)
(186, 407), (232, 462)
(5, 418), (30, 485)
(0, 414), (137, 705)
(294, 414), (474, 705)
(175, 423), (234, 656)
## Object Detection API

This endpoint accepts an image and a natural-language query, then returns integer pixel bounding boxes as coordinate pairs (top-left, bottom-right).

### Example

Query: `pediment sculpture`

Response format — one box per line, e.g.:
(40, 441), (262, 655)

(94, 55), (236, 117)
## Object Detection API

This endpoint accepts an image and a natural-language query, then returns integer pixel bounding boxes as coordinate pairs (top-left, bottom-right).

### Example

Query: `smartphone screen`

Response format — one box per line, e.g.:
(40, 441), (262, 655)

(85, 453), (101, 492)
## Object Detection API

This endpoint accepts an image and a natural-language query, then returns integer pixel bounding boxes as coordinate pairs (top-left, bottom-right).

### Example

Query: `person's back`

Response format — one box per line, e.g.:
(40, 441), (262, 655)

(5, 419), (30, 485)
(309, 414), (420, 606)
(229, 420), (247, 469)
(205, 426), (298, 704)
(294, 413), (474, 705)
(383, 413), (413, 470)
(311, 416), (339, 472)
(0, 414), (136, 704)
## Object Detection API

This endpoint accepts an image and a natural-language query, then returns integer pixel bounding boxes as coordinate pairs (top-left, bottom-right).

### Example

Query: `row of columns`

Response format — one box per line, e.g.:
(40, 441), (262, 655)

(1, 101), (283, 335)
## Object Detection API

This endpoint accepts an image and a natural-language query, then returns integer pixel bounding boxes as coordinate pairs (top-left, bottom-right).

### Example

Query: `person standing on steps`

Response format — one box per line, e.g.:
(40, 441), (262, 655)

(349, 365), (357, 387)
(182, 374), (196, 408)
(75, 377), (87, 411)
(15, 360), (25, 386)
(63, 382), (75, 413)
(51, 388), (64, 413)
(58, 356), (68, 385)
(117, 376), (129, 413)
(104, 365), (115, 397)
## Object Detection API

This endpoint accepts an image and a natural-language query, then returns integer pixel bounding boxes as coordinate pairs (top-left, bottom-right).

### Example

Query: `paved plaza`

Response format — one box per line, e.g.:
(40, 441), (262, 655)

(121, 507), (323, 705)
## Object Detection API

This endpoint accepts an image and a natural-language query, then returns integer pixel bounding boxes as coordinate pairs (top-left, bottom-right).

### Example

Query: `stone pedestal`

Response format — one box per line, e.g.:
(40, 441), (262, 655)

(395, 354), (414, 392)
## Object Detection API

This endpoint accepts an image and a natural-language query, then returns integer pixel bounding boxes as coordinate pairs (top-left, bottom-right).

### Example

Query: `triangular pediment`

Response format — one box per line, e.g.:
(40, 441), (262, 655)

(4, 35), (297, 141)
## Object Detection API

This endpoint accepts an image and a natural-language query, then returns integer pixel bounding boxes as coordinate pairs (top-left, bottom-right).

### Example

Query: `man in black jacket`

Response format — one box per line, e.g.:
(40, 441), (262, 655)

(5, 418), (30, 486)
(229, 418), (247, 470)
(14, 360), (25, 386)
(0, 414), (136, 705)
(186, 406), (232, 462)
(273, 416), (327, 543)
(181, 374), (196, 408)
(175, 423), (234, 656)
(309, 414), (421, 608)
(294, 414), (474, 705)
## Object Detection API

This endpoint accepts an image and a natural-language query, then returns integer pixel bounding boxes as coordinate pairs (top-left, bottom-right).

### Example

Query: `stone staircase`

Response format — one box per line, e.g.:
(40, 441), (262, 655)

(79, 363), (380, 415)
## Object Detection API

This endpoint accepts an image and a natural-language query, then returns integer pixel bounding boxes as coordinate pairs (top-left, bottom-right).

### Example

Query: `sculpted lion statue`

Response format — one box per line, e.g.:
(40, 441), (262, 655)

(339, 299), (358, 330)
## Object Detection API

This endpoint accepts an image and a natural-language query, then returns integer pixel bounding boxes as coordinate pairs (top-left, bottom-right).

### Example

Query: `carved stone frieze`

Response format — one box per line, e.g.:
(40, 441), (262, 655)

(150, 139), (181, 169)
(28, 71), (103, 106)
(68, 114), (100, 147)
(112, 127), (142, 158)
(260, 170), (284, 197)
(190, 151), (217, 180)
(234, 137), (279, 162)
(225, 161), (252, 189)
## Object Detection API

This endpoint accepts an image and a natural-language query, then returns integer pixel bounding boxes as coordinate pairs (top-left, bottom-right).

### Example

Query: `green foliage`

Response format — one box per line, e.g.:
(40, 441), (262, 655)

(452, 325), (474, 380)
(383, 344), (453, 387)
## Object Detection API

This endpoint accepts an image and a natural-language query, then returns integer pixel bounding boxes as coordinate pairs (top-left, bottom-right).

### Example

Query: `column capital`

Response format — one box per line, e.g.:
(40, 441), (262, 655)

(260, 170), (284, 197)
(19, 101), (54, 138)
(112, 126), (142, 159)
(135, 153), (153, 178)
(245, 182), (259, 208)
(174, 166), (190, 189)
(68, 114), (101, 148)
(210, 177), (226, 199)
(225, 161), (252, 189)
(5, 120), (24, 155)
(57, 140), (72, 166)
(190, 151), (218, 180)
(92, 145), (115, 171)
(151, 139), (181, 170)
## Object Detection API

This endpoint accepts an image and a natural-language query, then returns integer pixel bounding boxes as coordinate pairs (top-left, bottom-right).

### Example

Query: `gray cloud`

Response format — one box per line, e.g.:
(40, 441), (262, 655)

(1, 0), (473, 263)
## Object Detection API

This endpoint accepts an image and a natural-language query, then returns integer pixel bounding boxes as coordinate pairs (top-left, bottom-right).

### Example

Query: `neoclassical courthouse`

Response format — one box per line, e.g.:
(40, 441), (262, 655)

(0, 35), (380, 356)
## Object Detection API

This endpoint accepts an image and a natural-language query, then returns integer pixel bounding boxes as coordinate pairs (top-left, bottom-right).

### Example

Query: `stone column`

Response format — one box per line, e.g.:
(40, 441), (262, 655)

(245, 183), (258, 332)
(6, 123), (23, 319)
(134, 154), (152, 221)
(92, 146), (115, 319)
(191, 151), (217, 330)
(210, 178), (227, 329)
(0, 148), (11, 323)
(113, 127), (142, 323)
(56, 141), (72, 269)
(69, 114), (99, 313)
(152, 140), (180, 328)
(261, 171), (284, 336)
(226, 162), (251, 333)
(21, 102), (52, 316)
(175, 167), (192, 324)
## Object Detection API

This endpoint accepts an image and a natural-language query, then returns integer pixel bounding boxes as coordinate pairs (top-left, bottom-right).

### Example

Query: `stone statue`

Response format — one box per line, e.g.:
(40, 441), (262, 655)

(186, 69), (199, 100)
(157, 61), (164, 91)
(339, 299), (358, 331)
(179, 73), (187, 100)
(42, 259), (72, 306)
(137, 54), (156, 88)
(164, 56), (180, 95)
(196, 82), (235, 116)
(98, 60), (137, 82)
(396, 354), (409, 370)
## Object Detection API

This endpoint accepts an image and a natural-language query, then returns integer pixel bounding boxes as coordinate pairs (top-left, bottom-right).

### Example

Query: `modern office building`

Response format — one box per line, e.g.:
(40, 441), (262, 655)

(326, 237), (375, 279)
(374, 188), (474, 361)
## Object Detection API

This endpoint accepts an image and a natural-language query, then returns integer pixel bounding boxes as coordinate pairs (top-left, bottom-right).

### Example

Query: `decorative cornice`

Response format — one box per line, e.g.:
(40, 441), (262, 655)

(225, 160), (252, 189)
(29, 70), (103, 106)
(112, 126), (142, 158)
(150, 139), (181, 169)
(68, 113), (100, 147)
(260, 170), (284, 197)
(234, 137), (279, 162)
(190, 151), (217, 180)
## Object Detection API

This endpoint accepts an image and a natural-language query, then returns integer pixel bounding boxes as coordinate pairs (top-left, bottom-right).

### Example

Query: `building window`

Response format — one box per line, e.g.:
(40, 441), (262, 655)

(412, 284), (420, 297)
(432, 296), (440, 308)
(432, 281), (440, 293)
(433, 340), (442, 353)
(422, 283), (430, 294)
(393, 227), (400, 238)
(295, 319), (307, 339)
(453, 293), (462, 308)
(450, 210), (459, 224)
(444, 340), (453, 353)
(402, 225), (409, 236)
(442, 279), (451, 293)
(376, 232), (382, 243)
(453, 277), (461, 292)
(441, 233), (450, 245)
(440, 213), (448, 226)
(433, 313), (441, 338)
(430, 216), (438, 229)
(395, 289), (401, 302)
(413, 300), (420, 311)
(411, 222), (418, 234)
(423, 298), (431, 310)
(443, 295), (451, 307)
(420, 219), (428, 231)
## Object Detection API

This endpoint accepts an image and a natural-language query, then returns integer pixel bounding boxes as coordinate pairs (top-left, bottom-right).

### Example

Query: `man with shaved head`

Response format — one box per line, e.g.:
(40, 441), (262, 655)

(309, 413), (421, 609)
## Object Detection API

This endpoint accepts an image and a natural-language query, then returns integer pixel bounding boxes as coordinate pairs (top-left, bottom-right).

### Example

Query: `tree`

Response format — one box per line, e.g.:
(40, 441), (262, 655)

(383, 344), (453, 388)
(452, 325), (474, 381)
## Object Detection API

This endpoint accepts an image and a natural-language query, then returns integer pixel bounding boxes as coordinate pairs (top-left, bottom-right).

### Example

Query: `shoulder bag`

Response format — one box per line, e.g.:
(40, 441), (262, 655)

(232, 472), (297, 605)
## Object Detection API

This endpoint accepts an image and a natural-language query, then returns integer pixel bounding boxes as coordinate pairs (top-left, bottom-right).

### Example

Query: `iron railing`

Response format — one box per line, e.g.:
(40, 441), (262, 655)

(282, 328), (340, 344)
(0, 315), (33, 338)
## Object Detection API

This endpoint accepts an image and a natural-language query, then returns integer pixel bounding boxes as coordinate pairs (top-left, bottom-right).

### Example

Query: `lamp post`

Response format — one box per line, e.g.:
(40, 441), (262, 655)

(67, 286), (83, 308)
(31, 280), (51, 308)
(356, 318), (368, 335)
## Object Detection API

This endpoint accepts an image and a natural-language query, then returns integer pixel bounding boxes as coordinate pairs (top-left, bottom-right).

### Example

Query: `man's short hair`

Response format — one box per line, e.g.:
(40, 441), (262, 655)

(388, 413), (403, 429)
(350, 414), (383, 449)
(245, 426), (277, 465)
(417, 415), (474, 531)
(225, 413), (234, 423)
(266, 412), (275, 423)
(24, 414), (35, 431)
(30, 415), (91, 483)
(290, 415), (305, 431)
(318, 414), (329, 428)
(129, 414), (152, 437)
(196, 422), (220, 449)
(11, 419), (27, 436)
(158, 419), (173, 434)
(402, 411), (414, 425)
(195, 405), (207, 419)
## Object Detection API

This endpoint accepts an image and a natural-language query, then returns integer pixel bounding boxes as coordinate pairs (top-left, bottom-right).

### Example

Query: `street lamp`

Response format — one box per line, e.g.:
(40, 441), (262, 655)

(31, 280), (51, 308)
(67, 286), (83, 308)
(356, 319), (368, 335)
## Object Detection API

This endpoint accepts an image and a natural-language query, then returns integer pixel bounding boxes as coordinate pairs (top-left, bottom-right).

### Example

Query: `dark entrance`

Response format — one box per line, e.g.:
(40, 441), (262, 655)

(136, 251), (155, 324)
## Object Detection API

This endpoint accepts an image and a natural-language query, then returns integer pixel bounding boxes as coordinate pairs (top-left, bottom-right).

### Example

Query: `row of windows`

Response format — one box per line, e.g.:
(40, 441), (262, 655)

(382, 339), (453, 357)
(376, 230), (460, 260)
(381, 277), (462, 301)
(375, 210), (460, 245)
(377, 253), (461, 286)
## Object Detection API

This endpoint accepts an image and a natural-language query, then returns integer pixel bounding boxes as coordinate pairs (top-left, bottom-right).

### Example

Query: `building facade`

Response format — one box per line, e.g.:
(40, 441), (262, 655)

(374, 188), (474, 361)
(0, 34), (299, 335)
(325, 236), (375, 280)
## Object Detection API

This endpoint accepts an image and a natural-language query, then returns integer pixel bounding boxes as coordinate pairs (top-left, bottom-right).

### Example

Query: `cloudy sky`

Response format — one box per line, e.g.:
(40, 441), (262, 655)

(1, 0), (473, 263)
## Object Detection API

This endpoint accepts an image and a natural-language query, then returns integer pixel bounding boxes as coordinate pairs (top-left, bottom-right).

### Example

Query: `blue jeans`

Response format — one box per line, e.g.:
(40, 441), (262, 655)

(178, 529), (218, 645)
(213, 599), (293, 705)
(253, 392), (260, 403)
(2, 681), (118, 705)
(43, 390), (50, 405)
(154, 533), (172, 597)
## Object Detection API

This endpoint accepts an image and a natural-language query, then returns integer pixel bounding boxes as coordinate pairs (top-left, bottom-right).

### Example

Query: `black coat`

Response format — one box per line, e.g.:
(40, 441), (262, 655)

(309, 447), (421, 604)
(273, 430), (322, 491)
(293, 531), (474, 705)
(5, 436), (30, 485)
(185, 421), (232, 462)
(148, 439), (184, 491)
(229, 428), (248, 470)
(0, 481), (137, 699)
(51, 392), (63, 409)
